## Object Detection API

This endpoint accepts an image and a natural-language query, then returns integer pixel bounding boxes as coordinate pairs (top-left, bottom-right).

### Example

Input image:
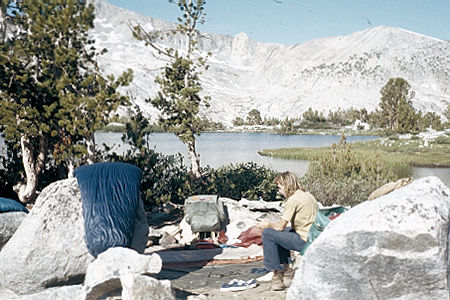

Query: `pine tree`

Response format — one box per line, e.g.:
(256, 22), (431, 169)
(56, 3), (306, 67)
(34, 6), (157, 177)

(379, 77), (417, 134)
(131, 0), (210, 178)
(444, 105), (450, 129)
(0, 1), (131, 202)
(418, 111), (443, 131)
(247, 109), (262, 125)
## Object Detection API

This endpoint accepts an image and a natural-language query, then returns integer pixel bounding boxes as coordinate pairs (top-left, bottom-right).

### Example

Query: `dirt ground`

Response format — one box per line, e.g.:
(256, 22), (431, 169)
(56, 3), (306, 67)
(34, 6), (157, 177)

(154, 260), (288, 300)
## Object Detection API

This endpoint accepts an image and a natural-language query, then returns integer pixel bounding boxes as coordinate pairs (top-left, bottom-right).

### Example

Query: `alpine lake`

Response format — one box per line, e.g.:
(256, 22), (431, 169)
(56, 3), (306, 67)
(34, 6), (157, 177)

(0, 132), (447, 186)
(95, 132), (450, 186)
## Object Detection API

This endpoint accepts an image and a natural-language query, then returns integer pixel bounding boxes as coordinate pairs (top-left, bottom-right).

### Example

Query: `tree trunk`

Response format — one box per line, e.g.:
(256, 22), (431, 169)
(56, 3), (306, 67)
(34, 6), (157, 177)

(13, 135), (47, 204)
(187, 140), (201, 178)
(86, 132), (95, 164)
(67, 158), (75, 178)
(0, 8), (6, 42)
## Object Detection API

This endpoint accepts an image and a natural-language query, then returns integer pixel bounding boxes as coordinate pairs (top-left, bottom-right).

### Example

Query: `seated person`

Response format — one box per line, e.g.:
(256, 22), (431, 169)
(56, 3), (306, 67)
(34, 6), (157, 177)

(257, 171), (318, 291)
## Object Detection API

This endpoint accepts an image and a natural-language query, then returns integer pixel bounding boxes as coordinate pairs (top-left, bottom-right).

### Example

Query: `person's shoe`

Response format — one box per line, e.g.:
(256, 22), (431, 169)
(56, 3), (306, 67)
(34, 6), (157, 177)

(282, 266), (295, 287)
(271, 270), (286, 291)
(220, 279), (257, 292)
(256, 271), (273, 282)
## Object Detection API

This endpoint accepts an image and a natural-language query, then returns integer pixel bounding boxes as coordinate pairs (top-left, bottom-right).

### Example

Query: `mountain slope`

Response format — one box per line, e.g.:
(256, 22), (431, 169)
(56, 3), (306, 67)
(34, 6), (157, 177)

(90, 0), (450, 125)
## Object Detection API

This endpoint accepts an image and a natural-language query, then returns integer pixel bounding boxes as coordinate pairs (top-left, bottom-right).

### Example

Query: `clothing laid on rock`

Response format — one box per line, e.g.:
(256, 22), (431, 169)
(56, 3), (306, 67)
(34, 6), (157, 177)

(368, 177), (412, 200)
(232, 225), (263, 247)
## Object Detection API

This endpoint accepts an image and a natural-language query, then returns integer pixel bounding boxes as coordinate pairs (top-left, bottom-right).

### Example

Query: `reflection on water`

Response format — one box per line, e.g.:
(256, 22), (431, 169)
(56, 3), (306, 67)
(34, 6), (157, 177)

(391, 164), (450, 186)
(95, 132), (375, 175)
(411, 167), (450, 186)
(95, 132), (450, 186)
(1, 132), (448, 186)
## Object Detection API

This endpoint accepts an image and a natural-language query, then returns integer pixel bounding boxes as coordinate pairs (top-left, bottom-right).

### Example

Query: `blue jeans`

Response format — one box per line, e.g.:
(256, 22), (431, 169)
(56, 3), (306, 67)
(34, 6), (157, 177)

(262, 227), (306, 271)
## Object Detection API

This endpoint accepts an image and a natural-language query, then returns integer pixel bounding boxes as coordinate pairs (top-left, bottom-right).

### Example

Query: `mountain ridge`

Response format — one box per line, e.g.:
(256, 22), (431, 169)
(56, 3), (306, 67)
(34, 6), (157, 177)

(90, 0), (450, 125)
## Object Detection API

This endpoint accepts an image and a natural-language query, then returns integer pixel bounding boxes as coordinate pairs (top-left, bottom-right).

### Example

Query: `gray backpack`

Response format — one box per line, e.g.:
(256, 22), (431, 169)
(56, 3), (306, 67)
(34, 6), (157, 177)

(184, 195), (227, 233)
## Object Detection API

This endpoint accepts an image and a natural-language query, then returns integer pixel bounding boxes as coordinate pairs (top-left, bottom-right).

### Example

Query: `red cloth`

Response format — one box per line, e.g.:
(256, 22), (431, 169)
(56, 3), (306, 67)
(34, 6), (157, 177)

(232, 225), (263, 248)
(218, 230), (228, 244)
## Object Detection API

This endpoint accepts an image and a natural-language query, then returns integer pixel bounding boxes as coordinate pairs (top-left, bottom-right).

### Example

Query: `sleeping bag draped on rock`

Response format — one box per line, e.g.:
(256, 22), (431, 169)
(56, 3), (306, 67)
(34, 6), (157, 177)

(75, 162), (142, 258)
(0, 197), (29, 213)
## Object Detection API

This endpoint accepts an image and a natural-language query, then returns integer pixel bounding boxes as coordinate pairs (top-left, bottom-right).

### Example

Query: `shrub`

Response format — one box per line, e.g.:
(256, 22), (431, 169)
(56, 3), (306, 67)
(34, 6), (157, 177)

(433, 136), (450, 145)
(205, 162), (278, 200)
(300, 135), (397, 207)
(388, 135), (399, 141)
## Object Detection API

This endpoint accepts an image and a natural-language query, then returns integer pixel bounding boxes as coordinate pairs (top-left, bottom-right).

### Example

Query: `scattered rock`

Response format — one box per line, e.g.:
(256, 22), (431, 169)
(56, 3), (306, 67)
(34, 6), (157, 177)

(0, 211), (26, 250)
(159, 231), (178, 247)
(121, 274), (175, 300)
(15, 285), (83, 300)
(238, 198), (283, 212)
(287, 176), (450, 300)
(83, 247), (163, 300)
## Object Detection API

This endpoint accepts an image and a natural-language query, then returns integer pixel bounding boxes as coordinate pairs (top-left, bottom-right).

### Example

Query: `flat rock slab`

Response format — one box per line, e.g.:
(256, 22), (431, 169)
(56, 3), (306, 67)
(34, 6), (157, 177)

(155, 261), (287, 300)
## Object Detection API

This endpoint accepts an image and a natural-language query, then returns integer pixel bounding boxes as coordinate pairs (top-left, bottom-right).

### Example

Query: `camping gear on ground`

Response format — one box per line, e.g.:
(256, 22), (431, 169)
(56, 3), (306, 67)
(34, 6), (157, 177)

(300, 205), (348, 255)
(220, 278), (257, 292)
(0, 197), (28, 213)
(74, 162), (142, 258)
(184, 195), (227, 241)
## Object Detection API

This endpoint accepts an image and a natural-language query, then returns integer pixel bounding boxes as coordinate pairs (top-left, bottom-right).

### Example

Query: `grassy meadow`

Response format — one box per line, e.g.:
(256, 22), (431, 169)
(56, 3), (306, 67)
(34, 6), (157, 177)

(259, 133), (450, 168)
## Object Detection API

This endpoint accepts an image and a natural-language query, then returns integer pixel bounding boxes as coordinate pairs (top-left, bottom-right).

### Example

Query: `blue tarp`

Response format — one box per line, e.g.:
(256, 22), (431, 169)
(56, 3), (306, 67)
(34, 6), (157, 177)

(74, 162), (142, 258)
(0, 197), (28, 213)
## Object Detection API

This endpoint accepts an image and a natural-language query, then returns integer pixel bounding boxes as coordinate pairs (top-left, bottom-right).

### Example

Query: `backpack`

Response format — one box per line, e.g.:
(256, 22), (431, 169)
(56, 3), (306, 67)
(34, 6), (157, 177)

(300, 206), (347, 255)
(184, 195), (227, 233)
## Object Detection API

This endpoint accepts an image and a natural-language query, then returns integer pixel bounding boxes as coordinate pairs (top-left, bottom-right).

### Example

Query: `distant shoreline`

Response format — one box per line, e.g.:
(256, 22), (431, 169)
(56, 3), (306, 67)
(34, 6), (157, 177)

(258, 132), (450, 169)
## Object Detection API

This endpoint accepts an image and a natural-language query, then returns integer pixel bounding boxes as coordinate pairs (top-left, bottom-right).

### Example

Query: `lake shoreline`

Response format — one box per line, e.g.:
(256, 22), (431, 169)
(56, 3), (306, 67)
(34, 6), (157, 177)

(258, 131), (450, 170)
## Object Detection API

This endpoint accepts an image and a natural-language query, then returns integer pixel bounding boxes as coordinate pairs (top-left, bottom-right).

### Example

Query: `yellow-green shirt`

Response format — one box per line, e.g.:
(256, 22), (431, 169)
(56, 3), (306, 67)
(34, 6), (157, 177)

(281, 189), (318, 241)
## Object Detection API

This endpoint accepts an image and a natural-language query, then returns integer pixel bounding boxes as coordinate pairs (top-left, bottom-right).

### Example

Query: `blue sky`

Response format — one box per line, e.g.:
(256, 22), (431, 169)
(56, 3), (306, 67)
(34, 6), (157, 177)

(108, 0), (450, 45)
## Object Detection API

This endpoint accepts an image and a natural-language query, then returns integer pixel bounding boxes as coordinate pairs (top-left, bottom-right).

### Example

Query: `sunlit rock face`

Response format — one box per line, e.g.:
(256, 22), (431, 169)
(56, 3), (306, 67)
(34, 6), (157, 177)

(287, 176), (450, 300)
(90, 0), (450, 126)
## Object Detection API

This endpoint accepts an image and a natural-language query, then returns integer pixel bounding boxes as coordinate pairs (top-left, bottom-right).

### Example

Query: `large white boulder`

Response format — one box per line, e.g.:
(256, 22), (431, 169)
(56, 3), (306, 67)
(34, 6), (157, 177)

(287, 176), (450, 300)
(82, 247), (164, 300)
(0, 178), (148, 295)
(0, 178), (92, 295)
(0, 211), (27, 250)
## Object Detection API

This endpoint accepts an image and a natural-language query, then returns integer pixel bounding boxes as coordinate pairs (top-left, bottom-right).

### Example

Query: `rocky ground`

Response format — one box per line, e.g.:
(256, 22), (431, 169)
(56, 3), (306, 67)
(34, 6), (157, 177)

(155, 261), (287, 300)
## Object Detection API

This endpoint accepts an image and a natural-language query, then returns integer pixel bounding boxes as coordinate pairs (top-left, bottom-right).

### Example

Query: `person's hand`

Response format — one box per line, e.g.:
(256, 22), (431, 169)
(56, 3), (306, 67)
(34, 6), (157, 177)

(256, 220), (270, 229)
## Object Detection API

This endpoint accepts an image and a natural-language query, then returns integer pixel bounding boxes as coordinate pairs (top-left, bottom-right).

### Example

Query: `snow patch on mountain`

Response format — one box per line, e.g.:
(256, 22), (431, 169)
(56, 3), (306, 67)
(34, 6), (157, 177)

(90, 0), (450, 126)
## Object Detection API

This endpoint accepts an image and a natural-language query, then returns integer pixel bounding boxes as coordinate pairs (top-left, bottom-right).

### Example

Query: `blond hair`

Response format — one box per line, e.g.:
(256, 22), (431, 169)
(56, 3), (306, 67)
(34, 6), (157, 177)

(273, 171), (305, 198)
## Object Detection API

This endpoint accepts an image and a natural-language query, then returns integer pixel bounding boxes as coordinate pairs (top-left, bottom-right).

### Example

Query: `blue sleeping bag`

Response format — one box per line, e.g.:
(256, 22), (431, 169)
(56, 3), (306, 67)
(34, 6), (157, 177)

(0, 197), (29, 213)
(74, 162), (142, 258)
